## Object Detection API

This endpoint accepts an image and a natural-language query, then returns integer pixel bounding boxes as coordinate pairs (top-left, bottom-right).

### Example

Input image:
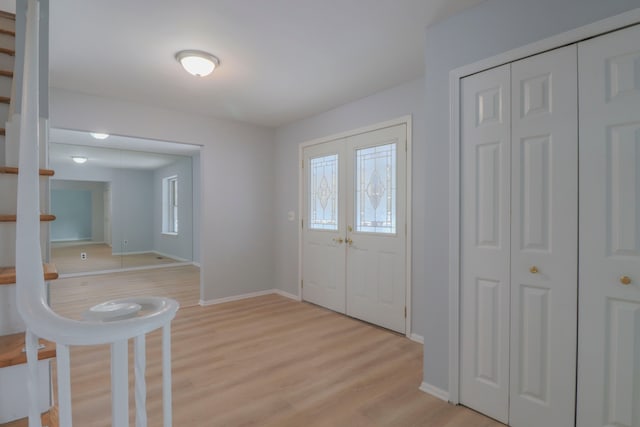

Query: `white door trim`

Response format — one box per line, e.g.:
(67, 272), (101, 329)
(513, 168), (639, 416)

(448, 8), (640, 405)
(298, 115), (413, 337)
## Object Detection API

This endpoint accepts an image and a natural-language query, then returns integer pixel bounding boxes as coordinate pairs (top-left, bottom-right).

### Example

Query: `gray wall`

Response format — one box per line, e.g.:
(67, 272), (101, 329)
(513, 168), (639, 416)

(51, 180), (105, 242)
(51, 161), (155, 254)
(274, 78), (426, 336)
(192, 152), (201, 264)
(153, 156), (193, 261)
(50, 88), (276, 301)
(422, 0), (640, 391)
(112, 169), (154, 254)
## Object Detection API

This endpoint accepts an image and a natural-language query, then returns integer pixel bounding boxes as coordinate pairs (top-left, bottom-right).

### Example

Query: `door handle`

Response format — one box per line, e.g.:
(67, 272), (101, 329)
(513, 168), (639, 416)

(332, 237), (344, 244)
(620, 275), (632, 285)
(346, 238), (353, 246)
(529, 266), (539, 274)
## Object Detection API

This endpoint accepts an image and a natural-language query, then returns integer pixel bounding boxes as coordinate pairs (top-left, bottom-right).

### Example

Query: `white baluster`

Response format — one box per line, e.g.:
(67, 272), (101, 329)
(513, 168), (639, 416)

(57, 344), (73, 427)
(25, 330), (42, 427)
(135, 334), (147, 427)
(111, 340), (129, 427)
(162, 324), (172, 427)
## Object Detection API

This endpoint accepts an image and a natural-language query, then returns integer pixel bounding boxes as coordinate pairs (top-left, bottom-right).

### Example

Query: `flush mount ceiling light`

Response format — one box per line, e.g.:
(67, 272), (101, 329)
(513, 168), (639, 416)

(90, 132), (109, 140)
(175, 50), (220, 77)
(71, 156), (88, 164)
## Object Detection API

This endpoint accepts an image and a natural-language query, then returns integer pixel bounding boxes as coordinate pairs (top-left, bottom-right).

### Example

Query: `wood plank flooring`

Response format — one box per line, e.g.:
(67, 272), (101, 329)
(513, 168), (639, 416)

(48, 293), (504, 427)
(51, 243), (182, 274)
(50, 265), (200, 319)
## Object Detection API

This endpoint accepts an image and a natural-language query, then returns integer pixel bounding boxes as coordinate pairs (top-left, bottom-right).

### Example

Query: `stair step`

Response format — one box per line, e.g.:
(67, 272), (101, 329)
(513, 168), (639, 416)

(0, 214), (56, 222)
(0, 166), (55, 176)
(0, 47), (14, 56)
(0, 332), (56, 369)
(0, 28), (15, 37)
(0, 263), (58, 285)
(0, 409), (55, 427)
(0, 96), (9, 104)
(0, 69), (12, 78)
(0, 11), (15, 21)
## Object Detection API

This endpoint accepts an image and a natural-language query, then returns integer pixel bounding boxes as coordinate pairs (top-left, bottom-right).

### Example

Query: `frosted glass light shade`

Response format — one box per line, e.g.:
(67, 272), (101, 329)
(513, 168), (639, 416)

(72, 156), (88, 164)
(176, 50), (220, 77)
(90, 132), (109, 140)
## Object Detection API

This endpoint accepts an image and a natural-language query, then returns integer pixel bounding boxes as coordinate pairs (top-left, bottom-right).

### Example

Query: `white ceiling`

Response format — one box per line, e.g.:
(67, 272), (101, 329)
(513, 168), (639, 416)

(50, 128), (200, 170)
(49, 0), (484, 128)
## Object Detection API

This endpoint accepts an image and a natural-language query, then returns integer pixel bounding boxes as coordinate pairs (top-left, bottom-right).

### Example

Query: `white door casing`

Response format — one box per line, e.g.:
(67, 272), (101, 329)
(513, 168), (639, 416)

(509, 45), (577, 427)
(577, 23), (640, 427)
(460, 64), (511, 423)
(346, 124), (407, 333)
(302, 140), (347, 313)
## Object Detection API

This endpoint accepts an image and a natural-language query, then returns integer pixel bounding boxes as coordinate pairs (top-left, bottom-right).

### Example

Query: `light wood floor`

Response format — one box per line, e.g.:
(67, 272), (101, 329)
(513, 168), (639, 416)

(51, 243), (182, 274)
(50, 265), (200, 319)
(47, 294), (504, 427)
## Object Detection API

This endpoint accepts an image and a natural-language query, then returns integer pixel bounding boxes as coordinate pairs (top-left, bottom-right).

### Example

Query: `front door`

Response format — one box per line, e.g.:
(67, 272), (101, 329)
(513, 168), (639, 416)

(302, 124), (407, 333)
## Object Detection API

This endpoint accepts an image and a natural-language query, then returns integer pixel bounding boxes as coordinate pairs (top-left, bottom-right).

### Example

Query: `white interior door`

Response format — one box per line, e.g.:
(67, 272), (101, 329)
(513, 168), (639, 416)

(460, 63), (511, 424)
(302, 124), (407, 333)
(509, 45), (577, 427)
(346, 124), (407, 333)
(302, 140), (347, 313)
(577, 24), (640, 427)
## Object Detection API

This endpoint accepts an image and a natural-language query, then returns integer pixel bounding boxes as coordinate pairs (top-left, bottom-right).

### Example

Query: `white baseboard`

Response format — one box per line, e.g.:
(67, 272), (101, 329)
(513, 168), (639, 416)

(419, 382), (450, 402)
(111, 250), (153, 256)
(409, 333), (424, 344)
(200, 288), (301, 306)
(273, 289), (301, 301)
(58, 261), (193, 279)
(152, 250), (189, 262)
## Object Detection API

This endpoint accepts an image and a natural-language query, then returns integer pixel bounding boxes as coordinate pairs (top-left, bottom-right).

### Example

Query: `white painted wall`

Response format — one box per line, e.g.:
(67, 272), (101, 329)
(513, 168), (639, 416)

(274, 78), (426, 337)
(50, 88), (276, 301)
(153, 156), (193, 261)
(0, 0), (16, 14)
(421, 0), (640, 393)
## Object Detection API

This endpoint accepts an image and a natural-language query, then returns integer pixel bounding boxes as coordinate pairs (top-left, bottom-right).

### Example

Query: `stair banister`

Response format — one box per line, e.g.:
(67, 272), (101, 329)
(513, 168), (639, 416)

(14, 1), (179, 425)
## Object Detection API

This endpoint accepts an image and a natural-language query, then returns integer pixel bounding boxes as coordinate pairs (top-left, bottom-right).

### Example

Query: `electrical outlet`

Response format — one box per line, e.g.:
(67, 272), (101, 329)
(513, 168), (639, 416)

(80, 252), (87, 260)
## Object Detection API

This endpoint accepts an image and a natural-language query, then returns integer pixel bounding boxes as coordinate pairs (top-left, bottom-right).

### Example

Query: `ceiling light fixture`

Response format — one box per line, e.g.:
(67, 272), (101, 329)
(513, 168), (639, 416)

(175, 50), (220, 77)
(90, 132), (109, 140)
(72, 156), (88, 164)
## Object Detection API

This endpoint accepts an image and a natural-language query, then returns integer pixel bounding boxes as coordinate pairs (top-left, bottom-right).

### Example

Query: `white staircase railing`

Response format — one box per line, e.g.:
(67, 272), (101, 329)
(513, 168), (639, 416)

(14, 1), (179, 426)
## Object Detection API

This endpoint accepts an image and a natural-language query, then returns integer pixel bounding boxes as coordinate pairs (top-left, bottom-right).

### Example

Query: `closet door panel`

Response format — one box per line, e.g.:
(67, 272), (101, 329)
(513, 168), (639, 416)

(578, 24), (640, 427)
(460, 64), (511, 424)
(510, 45), (578, 427)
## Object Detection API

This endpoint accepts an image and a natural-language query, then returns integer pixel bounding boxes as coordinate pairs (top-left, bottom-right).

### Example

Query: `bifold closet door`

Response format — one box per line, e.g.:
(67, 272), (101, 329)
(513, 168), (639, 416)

(577, 24), (640, 427)
(460, 46), (578, 426)
(509, 45), (577, 427)
(460, 64), (511, 424)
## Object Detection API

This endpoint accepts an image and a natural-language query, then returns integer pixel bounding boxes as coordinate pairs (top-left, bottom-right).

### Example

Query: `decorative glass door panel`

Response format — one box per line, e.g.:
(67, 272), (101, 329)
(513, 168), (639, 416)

(302, 142), (347, 314)
(309, 154), (339, 231)
(355, 143), (397, 234)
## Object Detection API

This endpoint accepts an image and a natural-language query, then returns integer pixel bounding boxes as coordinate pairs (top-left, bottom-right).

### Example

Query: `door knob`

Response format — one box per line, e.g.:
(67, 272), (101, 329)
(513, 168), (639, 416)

(332, 237), (344, 244)
(530, 266), (539, 274)
(620, 275), (632, 285)
(346, 238), (353, 245)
